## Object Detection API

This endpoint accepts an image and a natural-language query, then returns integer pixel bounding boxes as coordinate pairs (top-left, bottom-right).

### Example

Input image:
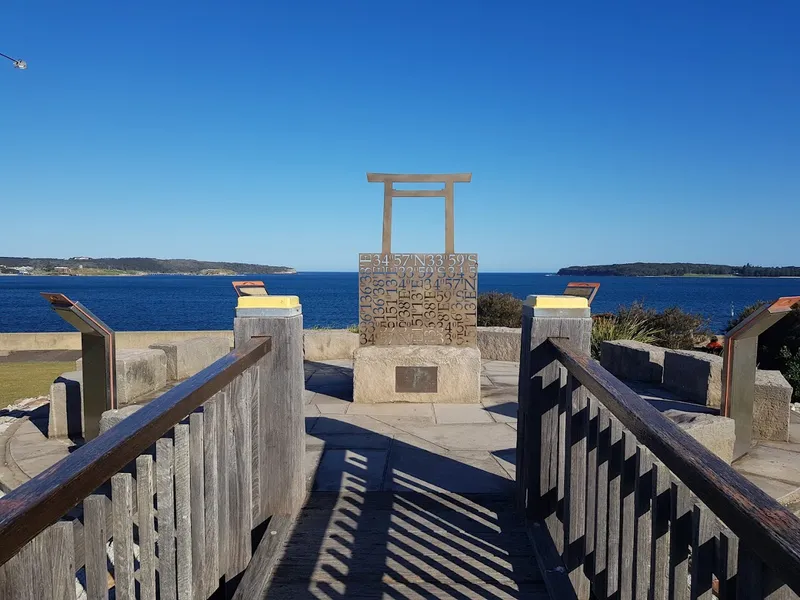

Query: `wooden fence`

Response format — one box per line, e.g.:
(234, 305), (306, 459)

(516, 306), (800, 600)
(0, 334), (302, 599)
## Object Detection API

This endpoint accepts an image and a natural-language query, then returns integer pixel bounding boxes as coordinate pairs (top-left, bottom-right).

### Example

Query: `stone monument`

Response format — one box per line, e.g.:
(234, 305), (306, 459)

(353, 173), (481, 403)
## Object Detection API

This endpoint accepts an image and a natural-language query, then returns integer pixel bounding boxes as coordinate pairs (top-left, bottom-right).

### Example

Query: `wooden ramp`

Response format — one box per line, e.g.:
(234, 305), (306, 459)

(261, 491), (548, 599)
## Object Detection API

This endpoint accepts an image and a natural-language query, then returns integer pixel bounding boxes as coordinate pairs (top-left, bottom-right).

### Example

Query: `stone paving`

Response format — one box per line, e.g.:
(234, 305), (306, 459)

(3, 357), (800, 513)
(304, 359), (520, 495)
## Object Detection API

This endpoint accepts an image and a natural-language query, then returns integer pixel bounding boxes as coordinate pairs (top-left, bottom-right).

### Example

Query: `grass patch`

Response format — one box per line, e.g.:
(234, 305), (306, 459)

(0, 361), (73, 408)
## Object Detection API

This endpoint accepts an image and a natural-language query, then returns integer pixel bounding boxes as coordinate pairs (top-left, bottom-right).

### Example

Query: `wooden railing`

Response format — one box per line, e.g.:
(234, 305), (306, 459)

(0, 334), (303, 599)
(516, 307), (800, 600)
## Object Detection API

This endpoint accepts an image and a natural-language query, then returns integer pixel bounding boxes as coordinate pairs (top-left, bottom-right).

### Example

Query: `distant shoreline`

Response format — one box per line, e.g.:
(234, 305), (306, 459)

(558, 262), (800, 278)
(0, 271), (296, 277)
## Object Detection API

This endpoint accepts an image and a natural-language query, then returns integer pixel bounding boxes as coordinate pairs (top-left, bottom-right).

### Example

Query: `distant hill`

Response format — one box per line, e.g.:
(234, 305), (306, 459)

(0, 256), (295, 275)
(557, 262), (800, 277)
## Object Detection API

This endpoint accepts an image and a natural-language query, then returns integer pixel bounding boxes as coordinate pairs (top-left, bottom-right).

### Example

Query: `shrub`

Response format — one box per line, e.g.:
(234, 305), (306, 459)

(615, 302), (709, 349)
(591, 313), (661, 360)
(477, 292), (522, 327)
(779, 346), (800, 402)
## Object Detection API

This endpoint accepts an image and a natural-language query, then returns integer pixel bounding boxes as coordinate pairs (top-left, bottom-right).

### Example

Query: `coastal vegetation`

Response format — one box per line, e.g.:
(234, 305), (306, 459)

(591, 302), (709, 359)
(477, 292), (523, 327)
(728, 302), (800, 401)
(476, 292), (708, 360)
(557, 262), (800, 277)
(591, 313), (660, 360)
(0, 256), (295, 276)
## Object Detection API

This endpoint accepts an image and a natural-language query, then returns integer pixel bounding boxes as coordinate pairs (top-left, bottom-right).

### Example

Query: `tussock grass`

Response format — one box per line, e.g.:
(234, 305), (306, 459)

(591, 316), (661, 360)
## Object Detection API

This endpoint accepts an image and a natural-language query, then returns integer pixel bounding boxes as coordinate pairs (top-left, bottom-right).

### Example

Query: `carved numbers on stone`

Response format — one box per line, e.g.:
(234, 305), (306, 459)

(358, 253), (478, 347)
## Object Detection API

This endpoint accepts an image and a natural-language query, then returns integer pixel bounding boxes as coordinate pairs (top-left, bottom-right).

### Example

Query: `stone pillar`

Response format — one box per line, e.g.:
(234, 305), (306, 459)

(234, 298), (305, 520)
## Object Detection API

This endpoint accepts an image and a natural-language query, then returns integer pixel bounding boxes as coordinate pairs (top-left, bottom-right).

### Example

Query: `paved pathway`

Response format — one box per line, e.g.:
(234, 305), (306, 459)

(304, 360), (519, 495)
(266, 492), (548, 599)
(3, 357), (800, 514)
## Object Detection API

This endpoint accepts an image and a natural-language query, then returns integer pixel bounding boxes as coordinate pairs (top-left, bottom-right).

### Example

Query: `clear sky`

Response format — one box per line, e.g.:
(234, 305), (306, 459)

(1, 1), (798, 272)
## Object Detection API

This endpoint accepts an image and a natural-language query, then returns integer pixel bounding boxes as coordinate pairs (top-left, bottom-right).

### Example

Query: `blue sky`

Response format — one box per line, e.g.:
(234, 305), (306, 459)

(1, 1), (798, 272)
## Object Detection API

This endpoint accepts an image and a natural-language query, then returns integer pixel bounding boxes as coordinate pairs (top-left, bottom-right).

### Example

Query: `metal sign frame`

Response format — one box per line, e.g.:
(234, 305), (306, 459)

(564, 282), (600, 305)
(233, 281), (269, 297)
(40, 292), (117, 440)
(722, 295), (800, 459)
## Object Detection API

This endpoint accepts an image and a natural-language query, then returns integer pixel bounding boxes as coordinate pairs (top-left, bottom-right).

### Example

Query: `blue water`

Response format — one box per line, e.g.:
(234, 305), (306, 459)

(1, 273), (798, 334)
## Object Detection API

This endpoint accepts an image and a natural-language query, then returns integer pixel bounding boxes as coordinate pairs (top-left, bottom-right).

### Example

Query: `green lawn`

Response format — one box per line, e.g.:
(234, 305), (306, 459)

(0, 362), (73, 408)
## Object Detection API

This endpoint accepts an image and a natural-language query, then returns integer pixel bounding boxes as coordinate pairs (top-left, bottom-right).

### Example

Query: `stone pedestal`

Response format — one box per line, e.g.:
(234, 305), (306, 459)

(353, 345), (481, 404)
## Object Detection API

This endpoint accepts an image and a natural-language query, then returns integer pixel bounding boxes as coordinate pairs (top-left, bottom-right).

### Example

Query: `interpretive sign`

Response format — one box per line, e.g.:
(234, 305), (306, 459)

(359, 252), (478, 346)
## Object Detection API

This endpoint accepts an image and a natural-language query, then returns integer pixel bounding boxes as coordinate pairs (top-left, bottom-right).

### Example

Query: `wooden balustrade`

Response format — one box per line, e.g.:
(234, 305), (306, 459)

(0, 334), (302, 599)
(517, 305), (800, 600)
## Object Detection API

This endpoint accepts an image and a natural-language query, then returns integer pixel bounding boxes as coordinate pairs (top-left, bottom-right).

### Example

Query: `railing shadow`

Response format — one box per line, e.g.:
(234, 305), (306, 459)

(263, 417), (540, 599)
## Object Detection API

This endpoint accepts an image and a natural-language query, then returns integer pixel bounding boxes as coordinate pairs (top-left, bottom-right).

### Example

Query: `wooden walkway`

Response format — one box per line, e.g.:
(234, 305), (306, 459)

(264, 491), (548, 599)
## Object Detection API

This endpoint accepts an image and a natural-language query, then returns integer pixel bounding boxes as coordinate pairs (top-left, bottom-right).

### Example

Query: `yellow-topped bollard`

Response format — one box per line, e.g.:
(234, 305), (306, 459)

(232, 280), (302, 317)
(524, 294), (590, 318)
(237, 295), (300, 309)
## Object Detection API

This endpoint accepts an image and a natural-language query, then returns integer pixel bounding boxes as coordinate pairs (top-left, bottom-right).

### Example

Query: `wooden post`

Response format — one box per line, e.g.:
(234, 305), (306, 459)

(382, 180), (393, 254)
(444, 180), (454, 254)
(516, 298), (592, 524)
(234, 303), (305, 524)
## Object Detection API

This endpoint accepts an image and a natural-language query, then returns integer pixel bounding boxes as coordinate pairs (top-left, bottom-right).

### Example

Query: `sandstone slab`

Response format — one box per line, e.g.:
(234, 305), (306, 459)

(48, 371), (83, 439)
(99, 405), (142, 435)
(477, 327), (521, 362)
(303, 330), (359, 361)
(353, 345), (481, 404)
(754, 369), (792, 442)
(663, 349), (723, 407)
(77, 348), (168, 406)
(149, 336), (230, 381)
(664, 409), (735, 463)
(600, 340), (665, 383)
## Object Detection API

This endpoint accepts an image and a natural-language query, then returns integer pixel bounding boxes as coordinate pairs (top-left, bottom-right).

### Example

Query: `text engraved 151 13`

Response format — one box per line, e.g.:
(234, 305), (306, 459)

(358, 253), (478, 347)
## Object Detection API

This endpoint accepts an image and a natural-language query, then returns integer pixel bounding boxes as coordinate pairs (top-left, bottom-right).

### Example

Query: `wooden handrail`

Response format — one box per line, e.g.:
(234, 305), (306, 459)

(0, 335), (271, 566)
(547, 337), (800, 592)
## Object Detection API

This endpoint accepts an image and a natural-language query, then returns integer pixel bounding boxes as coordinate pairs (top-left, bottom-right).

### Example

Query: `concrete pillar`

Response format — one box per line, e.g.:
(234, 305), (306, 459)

(234, 297), (305, 521)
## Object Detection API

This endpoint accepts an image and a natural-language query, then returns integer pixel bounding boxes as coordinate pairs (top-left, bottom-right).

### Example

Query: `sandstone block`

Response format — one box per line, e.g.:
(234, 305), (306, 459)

(477, 327), (521, 362)
(664, 409), (735, 463)
(99, 405), (143, 435)
(48, 371), (83, 439)
(353, 345), (481, 404)
(754, 369), (792, 442)
(663, 350), (723, 407)
(303, 330), (359, 361)
(149, 336), (231, 381)
(600, 340), (665, 383)
(77, 348), (167, 406)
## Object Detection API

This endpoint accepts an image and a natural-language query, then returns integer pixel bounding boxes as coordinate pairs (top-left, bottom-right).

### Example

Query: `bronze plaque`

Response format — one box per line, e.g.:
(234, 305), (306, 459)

(358, 253), (478, 347)
(395, 366), (438, 393)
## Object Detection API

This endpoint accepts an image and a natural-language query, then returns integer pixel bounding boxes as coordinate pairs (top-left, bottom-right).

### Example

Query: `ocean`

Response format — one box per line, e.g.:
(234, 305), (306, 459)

(1, 273), (798, 334)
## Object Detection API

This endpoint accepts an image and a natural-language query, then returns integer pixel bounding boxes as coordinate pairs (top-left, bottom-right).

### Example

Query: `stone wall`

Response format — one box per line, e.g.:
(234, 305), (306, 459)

(600, 340), (665, 383)
(663, 349), (724, 407)
(754, 370), (792, 442)
(2, 328), (523, 362)
(476, 327), (522, 362)
(303, 330), (360, 361)
(0, 330), (233, 352)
